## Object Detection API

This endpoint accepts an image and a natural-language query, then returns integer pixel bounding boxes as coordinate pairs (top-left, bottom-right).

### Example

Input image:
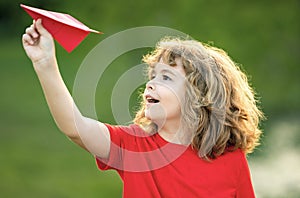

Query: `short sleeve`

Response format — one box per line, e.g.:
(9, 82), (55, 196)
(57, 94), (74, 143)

(95, 124), (127, 172)
(95, 124), (146, 176)
(236, 153), (256, 198)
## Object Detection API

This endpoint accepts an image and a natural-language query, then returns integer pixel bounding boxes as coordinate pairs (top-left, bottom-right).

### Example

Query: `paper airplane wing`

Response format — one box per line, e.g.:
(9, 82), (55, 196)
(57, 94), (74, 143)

(21, 4), (102, 52)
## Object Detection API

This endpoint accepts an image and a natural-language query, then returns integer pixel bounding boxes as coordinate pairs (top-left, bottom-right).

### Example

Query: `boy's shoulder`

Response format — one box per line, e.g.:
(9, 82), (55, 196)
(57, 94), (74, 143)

(105, 123), (150, 137)
(216, 148), (246, 164)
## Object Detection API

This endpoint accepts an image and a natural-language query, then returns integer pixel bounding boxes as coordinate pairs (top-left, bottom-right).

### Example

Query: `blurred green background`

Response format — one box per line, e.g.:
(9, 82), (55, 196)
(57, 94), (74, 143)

(0, 0), (299, 197)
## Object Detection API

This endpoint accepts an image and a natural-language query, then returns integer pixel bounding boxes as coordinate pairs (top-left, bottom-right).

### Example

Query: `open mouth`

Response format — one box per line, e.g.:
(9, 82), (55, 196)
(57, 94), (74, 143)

(146, 96), (160, 103)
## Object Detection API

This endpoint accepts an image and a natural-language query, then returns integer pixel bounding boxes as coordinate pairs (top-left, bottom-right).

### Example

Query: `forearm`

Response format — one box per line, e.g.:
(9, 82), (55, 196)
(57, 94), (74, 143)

(22, 19), (111, 156)
(34, 57), (84, 138)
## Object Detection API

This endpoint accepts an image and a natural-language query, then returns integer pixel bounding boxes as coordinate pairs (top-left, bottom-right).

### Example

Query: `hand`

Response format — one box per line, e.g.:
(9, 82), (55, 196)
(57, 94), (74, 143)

(22, 19), (55, 67)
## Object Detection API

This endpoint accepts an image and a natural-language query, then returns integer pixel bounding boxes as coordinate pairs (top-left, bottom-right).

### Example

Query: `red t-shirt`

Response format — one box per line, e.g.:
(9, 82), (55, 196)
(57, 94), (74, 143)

(96, 124), (255, 198)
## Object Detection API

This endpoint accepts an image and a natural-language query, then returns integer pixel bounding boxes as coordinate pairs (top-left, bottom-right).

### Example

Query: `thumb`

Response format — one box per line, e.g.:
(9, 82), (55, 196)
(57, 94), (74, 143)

(35, 19), (52, 38)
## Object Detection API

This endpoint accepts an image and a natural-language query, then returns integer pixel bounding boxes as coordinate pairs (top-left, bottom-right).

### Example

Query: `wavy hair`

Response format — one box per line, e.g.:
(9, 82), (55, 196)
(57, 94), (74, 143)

(134, 37), (264, 160)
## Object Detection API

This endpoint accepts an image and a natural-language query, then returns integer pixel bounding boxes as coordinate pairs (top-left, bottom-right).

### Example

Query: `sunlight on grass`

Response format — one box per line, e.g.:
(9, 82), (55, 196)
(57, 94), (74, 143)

(250, 117), (300, 198)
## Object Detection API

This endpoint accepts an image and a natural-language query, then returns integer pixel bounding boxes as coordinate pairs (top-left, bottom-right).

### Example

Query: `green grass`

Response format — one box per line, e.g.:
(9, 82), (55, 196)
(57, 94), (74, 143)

(0, 38), (122, 198)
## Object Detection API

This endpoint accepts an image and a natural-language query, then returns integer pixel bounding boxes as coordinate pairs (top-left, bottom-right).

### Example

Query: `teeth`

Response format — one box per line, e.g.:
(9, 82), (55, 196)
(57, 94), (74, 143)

(146, 96), (153, 100)
(145, 95), (159, 103)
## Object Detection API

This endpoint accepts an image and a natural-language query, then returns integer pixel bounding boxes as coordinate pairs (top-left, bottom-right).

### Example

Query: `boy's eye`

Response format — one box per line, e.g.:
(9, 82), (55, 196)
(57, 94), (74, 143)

(149, 74), (155, 80)
(162, 75), (172, 81)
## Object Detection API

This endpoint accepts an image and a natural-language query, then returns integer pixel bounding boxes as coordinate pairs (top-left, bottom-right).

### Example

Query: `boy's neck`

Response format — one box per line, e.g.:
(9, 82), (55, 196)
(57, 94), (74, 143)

(157, 120), (192, 145)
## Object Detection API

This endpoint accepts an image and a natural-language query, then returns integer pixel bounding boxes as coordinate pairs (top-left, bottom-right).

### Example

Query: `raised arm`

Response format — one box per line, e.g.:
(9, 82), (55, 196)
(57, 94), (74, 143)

(22, 19), (110, 158)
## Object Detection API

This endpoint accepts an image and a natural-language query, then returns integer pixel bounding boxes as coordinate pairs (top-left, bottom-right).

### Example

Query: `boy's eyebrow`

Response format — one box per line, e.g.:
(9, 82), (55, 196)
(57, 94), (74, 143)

(149, 68), (176, 77)
(148, 69), (155, 76)
(161, 69), (176, 76)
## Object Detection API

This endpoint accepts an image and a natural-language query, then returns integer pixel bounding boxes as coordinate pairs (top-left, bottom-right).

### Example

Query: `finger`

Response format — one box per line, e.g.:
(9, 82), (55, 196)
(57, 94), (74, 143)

(25, 25), (39, 39)
(22, 33), (34, 45)
(35, 19), (51, 37)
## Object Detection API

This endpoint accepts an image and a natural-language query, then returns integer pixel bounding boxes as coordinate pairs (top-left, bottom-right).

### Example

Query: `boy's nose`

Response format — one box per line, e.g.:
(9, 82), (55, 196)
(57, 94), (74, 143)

(146, 81), (155, 91)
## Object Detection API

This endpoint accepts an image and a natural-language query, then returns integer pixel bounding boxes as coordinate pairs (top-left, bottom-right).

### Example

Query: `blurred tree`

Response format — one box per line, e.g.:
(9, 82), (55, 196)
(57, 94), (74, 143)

(1, 0), (299, 115)
(0, 0), (63, 36)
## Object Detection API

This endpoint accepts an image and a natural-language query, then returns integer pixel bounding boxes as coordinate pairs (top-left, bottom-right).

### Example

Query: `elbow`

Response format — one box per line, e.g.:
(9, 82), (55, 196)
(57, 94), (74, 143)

(54, 114), (87, 139)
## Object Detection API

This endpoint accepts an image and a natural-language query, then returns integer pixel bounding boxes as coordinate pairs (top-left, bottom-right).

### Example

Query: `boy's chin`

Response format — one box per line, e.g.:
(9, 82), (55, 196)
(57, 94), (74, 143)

(145, 106), (166, 119)
(145, 112), (166, 126)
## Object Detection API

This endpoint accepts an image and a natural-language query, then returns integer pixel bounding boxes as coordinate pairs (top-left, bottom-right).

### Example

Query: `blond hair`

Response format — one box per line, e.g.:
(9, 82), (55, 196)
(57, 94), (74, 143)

(134, 37), (264, 160)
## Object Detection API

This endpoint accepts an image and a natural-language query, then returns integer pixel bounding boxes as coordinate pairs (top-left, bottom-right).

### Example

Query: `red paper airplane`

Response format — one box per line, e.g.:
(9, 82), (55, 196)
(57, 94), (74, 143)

(21, 4), (102, 52)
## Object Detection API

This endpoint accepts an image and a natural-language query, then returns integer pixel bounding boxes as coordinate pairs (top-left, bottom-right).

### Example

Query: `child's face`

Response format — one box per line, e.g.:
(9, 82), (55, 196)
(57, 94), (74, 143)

(144, 58), (186, 126)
